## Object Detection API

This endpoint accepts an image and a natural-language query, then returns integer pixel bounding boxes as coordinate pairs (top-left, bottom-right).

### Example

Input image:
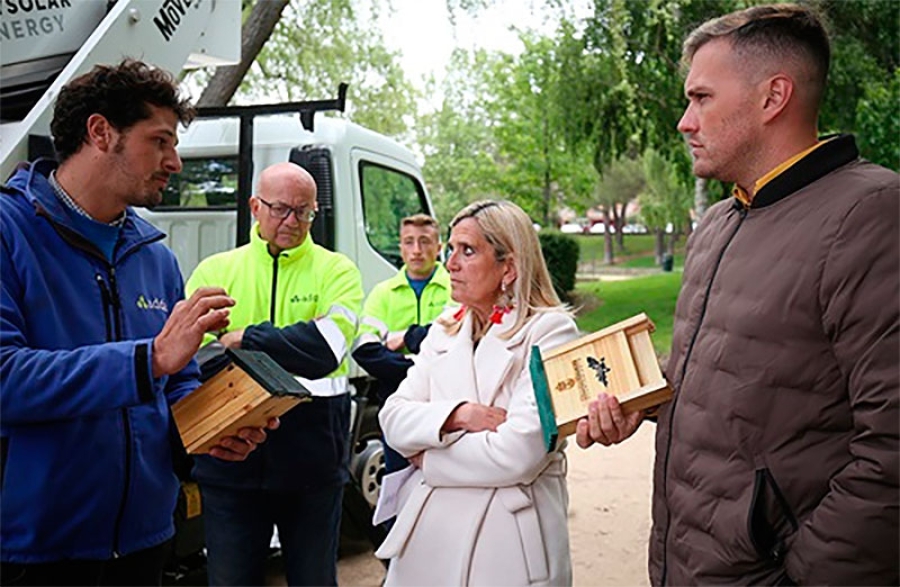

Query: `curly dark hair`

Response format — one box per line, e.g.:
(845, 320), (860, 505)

(50, 59), (195, 163)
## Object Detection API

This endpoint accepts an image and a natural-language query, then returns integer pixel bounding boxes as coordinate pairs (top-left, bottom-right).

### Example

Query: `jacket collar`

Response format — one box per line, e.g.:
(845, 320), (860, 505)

(748, 134), (859, 209)
(249, 222), (313, 265)
(8, 159), (165, 255)
(386, 263), (451, 291)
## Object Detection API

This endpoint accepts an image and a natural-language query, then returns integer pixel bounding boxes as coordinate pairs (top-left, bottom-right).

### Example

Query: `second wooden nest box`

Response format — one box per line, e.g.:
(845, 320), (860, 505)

(531, 313), (673, 451)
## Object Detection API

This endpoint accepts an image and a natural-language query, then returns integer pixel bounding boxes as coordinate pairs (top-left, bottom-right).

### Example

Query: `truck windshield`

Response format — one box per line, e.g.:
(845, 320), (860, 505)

(161, 157), (239, 209)
(360, 162), (428, 268)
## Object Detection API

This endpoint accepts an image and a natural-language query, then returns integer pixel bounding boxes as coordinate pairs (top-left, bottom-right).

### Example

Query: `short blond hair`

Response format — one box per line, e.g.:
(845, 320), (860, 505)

(401, 213), (440, 232)
(683, 3), (830, 109)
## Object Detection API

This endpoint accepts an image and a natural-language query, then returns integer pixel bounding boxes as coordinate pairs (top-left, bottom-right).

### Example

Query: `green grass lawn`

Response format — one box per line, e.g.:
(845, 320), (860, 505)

(571, 233), (657, 260)
(573, 272), (682, 355)
(569, 233), (686, 269)
(618, 253), (685, 269)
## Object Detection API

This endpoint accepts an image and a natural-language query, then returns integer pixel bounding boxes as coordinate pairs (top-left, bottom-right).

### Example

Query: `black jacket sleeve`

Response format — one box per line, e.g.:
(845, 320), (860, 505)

(403, 324), (431, 355)
(242, 321), (338, 379)
(352, 341), (414, 390)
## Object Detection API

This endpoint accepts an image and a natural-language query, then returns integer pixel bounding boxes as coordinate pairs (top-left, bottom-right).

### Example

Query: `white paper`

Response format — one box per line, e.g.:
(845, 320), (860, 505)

(372, 465), (415, 526)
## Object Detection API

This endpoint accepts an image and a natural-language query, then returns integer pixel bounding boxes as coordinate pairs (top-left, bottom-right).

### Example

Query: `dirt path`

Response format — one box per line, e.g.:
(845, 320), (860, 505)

(337, 423), (656, 586)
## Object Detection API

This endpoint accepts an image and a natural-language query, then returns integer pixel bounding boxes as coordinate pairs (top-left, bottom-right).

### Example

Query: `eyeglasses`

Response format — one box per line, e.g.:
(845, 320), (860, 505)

(258, 198), (316, 223)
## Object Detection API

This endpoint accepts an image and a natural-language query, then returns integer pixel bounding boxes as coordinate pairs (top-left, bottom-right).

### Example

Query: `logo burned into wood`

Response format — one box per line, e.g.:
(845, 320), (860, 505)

(586, 356), (611, 387)
(555, 356), (613, 403)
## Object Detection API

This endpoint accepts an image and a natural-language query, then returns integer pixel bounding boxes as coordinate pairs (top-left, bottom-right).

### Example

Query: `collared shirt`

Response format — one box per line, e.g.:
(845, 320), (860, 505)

(49, 171), (126, 228)
(733, 138), (833, 207)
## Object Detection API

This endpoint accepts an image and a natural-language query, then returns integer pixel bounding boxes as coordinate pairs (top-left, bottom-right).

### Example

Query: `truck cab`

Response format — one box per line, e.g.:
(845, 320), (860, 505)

(144, 105), (432, 290)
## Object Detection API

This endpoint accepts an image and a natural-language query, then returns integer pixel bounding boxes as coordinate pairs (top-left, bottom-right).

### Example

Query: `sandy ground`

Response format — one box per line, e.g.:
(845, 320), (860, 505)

(336, 423), (656, 587)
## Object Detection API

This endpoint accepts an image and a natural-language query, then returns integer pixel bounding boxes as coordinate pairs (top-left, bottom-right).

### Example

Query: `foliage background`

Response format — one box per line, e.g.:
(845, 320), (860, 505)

(199, 0), (898, 242)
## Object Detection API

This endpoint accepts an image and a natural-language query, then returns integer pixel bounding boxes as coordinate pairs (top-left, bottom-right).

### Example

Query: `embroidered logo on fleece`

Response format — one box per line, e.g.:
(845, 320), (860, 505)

(290, 294), (319, 303)
(136, 294), (169, 313)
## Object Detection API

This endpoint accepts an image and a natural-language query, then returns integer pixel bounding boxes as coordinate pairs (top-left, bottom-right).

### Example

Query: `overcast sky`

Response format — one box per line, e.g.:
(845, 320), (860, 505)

(378, 0), (592, 90)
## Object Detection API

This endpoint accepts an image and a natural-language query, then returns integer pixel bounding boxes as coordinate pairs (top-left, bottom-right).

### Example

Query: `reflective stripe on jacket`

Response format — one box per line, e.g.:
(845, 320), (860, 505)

(355, 264), (451, 348)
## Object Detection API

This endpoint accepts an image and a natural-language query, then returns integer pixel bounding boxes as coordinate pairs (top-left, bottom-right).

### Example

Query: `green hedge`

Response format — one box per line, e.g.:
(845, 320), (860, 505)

(539, 232), (579, 301)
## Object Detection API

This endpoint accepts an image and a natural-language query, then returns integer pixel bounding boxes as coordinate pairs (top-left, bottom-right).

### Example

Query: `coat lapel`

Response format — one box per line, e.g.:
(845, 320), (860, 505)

(430, 313), (480, 403)
(474, 308), (527, 406)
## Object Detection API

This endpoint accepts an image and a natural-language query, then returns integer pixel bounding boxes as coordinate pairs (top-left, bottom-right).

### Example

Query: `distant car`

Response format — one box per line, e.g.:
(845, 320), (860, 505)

(622, 224), (648, 234)
(588, 223), (615, 234)
(560, 223), (584, 234)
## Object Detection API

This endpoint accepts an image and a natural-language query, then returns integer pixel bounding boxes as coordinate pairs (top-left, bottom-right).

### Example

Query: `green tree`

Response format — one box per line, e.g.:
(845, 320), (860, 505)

(595, 155), (645, 264)
(554, 0), (741, 220)
(491, 34), (596, 226)
(245, 0), (418, 137)
(855, 70), (900, 169)
(416, 49), (506, 226)
(815, 0), (900, 169)
(639, 148), (693, 263)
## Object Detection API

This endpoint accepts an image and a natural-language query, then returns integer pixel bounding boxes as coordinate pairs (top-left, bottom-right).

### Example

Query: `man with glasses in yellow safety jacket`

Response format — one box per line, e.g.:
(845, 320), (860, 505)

(185, 161), (363, 587)
(352, 214), (451, 477)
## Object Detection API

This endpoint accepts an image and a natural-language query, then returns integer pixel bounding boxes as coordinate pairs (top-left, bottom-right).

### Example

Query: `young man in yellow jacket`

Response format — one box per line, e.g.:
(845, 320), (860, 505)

(352, 214), (452, 475)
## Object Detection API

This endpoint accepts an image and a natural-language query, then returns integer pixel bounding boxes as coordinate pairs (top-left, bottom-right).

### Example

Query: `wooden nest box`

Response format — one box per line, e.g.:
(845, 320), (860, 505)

(173, 348), (311, 454)
(531, 313), (672, 451)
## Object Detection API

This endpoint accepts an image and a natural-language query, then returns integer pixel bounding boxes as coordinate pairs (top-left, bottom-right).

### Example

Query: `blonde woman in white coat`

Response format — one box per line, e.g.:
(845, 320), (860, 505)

(375, 200), (578, 586)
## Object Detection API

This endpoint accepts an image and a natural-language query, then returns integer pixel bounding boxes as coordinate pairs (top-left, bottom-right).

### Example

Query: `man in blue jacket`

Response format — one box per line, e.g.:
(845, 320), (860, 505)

(0, 60), (272, 587)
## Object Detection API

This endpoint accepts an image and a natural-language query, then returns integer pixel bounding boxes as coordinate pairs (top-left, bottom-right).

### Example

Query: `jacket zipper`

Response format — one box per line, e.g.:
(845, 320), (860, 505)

(660, 205), (747, 585)
(270, 255), (279, 323)
(415, 288), (423, 325)
(105, 266), (132, 558)
(263, 254), (280, 481)
(96, 275), (113, 342)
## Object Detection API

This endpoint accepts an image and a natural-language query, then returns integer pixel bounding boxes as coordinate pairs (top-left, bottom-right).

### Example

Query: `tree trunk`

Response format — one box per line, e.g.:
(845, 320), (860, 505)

(684, 213), (694, 238)
(654, 229), (665, 265)
(603, 211), (614, 265)
(667, 231), (680, 256)
(542, 117), (552, 227)
(693, 176), (709, 221)
(615, 202), (627, 250)
(197, 0), (291, 107)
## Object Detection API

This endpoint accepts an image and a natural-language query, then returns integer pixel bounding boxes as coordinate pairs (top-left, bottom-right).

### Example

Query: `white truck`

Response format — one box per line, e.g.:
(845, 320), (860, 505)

(2, 0), (430, 569)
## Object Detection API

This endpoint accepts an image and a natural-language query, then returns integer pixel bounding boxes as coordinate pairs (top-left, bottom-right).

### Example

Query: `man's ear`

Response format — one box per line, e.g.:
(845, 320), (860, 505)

(85, 114), (115, 151)
(761, 74), (793, 123)
(249, 196), (261, 220)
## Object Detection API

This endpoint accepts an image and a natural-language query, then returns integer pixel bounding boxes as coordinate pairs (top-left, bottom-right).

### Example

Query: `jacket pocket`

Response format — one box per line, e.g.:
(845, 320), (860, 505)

(748, 467), (798, 565)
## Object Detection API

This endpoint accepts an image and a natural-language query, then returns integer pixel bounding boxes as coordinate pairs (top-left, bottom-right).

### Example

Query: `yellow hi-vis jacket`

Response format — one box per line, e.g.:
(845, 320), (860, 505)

(185, 225), (363, 490)
(355, 263), (451, 350)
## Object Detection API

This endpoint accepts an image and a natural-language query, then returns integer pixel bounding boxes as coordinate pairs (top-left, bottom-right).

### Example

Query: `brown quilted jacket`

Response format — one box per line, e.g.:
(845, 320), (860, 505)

(650, 135), (899, 586)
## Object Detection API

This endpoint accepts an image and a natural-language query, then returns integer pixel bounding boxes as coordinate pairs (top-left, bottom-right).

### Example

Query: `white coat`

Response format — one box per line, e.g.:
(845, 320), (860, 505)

(375, 307), (579, 586)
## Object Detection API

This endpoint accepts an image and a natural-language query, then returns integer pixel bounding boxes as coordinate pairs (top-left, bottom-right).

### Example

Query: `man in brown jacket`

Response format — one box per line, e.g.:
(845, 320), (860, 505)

(576, 4), (899, 585)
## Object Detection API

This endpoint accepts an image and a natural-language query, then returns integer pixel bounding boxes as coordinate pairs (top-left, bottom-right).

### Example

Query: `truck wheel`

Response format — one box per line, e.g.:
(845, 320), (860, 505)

(341, 404), (388, 550)
(350, 405), (384, 508)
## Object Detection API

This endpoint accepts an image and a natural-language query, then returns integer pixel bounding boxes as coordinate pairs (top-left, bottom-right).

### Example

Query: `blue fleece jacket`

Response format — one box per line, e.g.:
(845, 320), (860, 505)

(0, 160), (199, 563)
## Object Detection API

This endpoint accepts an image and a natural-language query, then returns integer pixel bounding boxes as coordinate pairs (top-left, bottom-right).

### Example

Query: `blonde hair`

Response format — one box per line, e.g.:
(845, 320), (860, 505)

(442, 200), (568, 339)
